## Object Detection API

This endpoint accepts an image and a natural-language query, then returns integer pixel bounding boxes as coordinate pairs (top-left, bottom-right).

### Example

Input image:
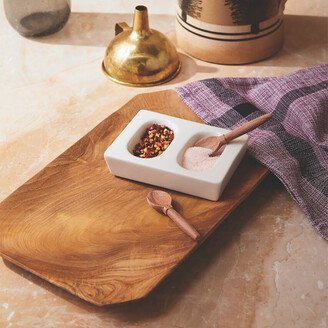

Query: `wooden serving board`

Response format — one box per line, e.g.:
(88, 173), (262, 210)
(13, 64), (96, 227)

(0, 90), (268, 306)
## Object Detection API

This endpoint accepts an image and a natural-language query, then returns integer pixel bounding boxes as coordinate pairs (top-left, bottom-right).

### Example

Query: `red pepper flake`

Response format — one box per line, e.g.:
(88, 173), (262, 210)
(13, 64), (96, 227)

(133, 124), (174, 158)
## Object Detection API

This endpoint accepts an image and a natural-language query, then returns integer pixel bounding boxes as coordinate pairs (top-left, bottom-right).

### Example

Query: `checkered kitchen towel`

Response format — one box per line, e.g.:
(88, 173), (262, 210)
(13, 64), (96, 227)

(176, 64), (328, 240)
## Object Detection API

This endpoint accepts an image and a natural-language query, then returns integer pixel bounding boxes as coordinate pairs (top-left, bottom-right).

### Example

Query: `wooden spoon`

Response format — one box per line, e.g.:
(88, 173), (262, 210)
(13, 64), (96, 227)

(195, 113), (272, 157)
(147, 190), (201, 242)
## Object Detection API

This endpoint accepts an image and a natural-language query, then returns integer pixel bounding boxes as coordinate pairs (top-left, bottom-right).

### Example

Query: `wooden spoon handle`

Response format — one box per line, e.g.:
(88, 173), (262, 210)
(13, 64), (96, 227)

(166, 208), (201, 242)
(224, 113), (272, 143)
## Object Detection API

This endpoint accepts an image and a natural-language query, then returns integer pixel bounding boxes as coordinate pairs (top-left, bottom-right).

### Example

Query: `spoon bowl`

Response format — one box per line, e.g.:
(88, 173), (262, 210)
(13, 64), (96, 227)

(147, 190), (201, 241)
(147, 190), (172, 214)
(194, 113), (272, 157)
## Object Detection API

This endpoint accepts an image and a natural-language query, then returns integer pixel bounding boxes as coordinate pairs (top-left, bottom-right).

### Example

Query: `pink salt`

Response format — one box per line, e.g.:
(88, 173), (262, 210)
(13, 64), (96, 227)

(182, 146), (218, 171)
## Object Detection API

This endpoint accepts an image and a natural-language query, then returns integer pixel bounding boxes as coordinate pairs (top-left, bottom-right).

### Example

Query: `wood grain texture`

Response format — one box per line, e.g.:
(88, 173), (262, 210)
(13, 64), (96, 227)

(0, 90), (268, 306)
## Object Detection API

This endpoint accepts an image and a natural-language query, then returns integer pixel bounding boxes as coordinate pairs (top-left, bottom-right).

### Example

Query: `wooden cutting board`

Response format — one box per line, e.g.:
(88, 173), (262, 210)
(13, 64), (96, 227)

(0, 90), (268, 306)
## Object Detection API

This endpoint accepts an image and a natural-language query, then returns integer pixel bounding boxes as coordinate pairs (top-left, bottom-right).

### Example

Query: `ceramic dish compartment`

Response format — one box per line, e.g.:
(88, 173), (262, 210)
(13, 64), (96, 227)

(104, 110), (248, 201)
(126, 118), (178, 158)
(175, 132), (228, 170)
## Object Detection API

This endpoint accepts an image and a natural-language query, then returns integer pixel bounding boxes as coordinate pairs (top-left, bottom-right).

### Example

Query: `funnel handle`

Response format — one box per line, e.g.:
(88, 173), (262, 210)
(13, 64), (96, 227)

(115, 22), (130, 35)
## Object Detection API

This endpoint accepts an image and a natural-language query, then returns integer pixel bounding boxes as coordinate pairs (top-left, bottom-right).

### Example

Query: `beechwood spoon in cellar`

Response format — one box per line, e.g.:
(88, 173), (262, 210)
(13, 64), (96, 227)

(195, 113), (272, 157)
(147, 190), (201, 241)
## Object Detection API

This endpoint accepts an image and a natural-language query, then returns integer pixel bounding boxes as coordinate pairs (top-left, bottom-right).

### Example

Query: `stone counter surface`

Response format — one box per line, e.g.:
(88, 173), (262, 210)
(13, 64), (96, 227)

(0, 0), (327, 327)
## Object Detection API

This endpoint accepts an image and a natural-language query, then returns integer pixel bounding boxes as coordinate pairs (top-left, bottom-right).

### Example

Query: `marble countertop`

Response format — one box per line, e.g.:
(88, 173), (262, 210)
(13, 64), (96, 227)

(0, 0), (327, 327)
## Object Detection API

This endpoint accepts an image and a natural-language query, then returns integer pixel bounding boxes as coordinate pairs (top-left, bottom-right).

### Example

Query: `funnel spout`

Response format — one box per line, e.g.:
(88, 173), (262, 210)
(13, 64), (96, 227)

(132, 5), (150, 34)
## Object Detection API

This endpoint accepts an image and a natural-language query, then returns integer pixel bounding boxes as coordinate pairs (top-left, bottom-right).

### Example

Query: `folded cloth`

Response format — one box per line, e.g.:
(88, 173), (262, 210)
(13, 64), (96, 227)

(176, 64), (328, 240)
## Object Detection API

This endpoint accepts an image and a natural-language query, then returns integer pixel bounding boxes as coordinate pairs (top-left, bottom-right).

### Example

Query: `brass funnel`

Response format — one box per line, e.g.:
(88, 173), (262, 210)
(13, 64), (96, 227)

(102, 6), (181, 87)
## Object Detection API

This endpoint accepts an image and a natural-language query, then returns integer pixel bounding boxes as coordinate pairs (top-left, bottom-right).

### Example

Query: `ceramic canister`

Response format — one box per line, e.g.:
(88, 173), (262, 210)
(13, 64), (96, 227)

(176, 0), (287, 64)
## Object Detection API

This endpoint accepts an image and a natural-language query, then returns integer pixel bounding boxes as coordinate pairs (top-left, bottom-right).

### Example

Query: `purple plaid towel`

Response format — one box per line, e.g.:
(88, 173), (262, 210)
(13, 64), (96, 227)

(176, 64), (328, 240)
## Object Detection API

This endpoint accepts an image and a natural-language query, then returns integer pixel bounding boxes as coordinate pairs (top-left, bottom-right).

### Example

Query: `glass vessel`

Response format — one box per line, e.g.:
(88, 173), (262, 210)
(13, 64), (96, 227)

(4, 0), (71, 37)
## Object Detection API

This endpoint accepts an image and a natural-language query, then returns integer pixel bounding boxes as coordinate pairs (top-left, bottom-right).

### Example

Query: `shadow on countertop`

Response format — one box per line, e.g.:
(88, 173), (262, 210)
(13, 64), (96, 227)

(250, 14), (328, 68)
(31, 12), (219, 85)
(33, 12), (175, 47)
(20, 12), (326, 90)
